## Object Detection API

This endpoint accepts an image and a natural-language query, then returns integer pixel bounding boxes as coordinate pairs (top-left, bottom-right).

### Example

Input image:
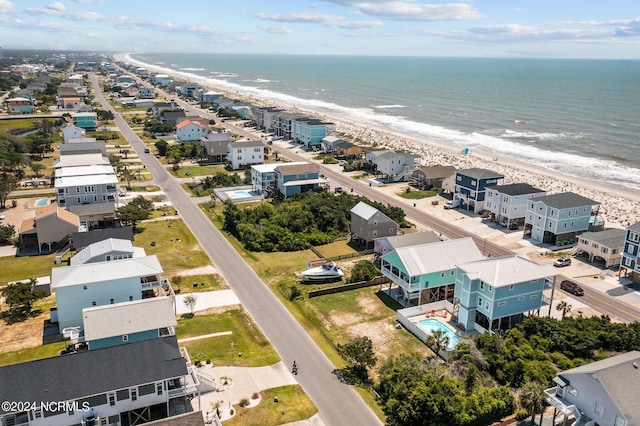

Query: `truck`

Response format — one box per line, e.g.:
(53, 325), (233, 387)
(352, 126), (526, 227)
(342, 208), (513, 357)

(443, 199), (461, 209)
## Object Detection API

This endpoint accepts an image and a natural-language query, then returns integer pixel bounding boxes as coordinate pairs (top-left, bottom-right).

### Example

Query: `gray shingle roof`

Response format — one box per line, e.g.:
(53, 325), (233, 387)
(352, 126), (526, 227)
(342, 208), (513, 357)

(559, 351), (640, 423)
(457, 168), (504, 180)
(628, 221), (640, 232)
(0, 336), (187, 411)
(71, 227), (134, 251)
(534, 192), (599, 209)
(577, 229), (626, 248)
(67, 202), (115, 216)
(489, 183), (545, 196)
(414, 165), (456, 179)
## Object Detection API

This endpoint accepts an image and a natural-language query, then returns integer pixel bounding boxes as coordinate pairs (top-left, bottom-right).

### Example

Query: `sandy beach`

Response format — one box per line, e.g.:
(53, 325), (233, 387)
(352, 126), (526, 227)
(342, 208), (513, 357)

(117, 53), (640, 227)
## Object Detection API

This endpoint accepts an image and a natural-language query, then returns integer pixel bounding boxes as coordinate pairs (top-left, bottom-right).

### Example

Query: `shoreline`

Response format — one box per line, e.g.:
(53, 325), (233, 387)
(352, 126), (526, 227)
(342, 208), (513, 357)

(116, 53), (640, 227)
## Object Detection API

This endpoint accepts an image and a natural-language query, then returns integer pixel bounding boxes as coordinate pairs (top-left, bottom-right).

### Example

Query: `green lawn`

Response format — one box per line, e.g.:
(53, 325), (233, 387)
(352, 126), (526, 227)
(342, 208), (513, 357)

(134, 218), (211, 275)
(128, 184), (161, 192)
(169, 164), (229, 178)
(312, 240), (359, 258)
(0, 341), (67, 367)
(170, 274), (226, 294)
(176, 309), (280, 367)
(0, 118), (38, 132)
(225, 386), (318, 426)
(0, 254), (61, 283)
(398, 188), (440, 199)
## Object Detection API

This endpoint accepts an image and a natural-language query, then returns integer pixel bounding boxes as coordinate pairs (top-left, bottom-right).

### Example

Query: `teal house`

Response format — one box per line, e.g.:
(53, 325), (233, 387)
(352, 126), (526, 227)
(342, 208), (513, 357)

(71, 111), (98, 129)
(454, 255), (557, 333)
(380, 237), (484, 306)
(294, 117), (334, 149)
(82, 297), (176, 350)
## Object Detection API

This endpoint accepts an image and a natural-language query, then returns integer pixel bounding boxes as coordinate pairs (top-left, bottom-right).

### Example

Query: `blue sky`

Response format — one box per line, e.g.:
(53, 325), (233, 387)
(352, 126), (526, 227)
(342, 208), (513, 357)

(1, 0), (639, 58)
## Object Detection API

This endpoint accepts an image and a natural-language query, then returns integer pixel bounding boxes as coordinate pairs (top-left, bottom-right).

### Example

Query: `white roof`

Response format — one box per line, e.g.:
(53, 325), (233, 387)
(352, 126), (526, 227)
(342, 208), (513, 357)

(351, 201), (380, 220)
(388, 237), (484, 276)
(457, 255), (557, 287)
(55, 153), (109, 168)
(69, 238), (145, 266)
(252, 161), (308, 173)
(52, 255), (163, 288)
(282, 178), (326, 187)
(55, 174), (118, 187)
(71, 112), (97, 117)
(55, 164), (115, 178)
(82, 297), (176, 341)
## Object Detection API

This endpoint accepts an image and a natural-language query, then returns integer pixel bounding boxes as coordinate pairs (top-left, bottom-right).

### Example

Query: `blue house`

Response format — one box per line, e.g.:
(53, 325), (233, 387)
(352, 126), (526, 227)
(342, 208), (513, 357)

(454, 255), (557, 333)
(81, 297), (176, 350)
(453, 168), (504, 213)
(71, 112), (98, 130)
(294, 117), (334, 149)
(275, 162), (324, 198)
(523, 192), (601, 245)
(621, 221), (640, 283)
(380, 237), (485, 306)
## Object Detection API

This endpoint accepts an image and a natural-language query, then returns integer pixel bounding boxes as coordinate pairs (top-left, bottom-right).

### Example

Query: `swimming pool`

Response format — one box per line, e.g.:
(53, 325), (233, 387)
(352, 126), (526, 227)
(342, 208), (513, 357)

(417, 318), (459, 351)
(226, 190), (253, 199)
(34, 198), (50, 207)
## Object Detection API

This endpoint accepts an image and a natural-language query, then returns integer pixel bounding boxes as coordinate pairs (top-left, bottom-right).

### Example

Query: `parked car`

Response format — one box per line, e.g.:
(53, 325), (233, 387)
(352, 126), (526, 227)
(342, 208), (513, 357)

(560, 280), (584, 296)
(144, 148), (150, 153)
(444, 199), (461, 209)
(554, 257), (572, 267)
(0, 215), (5, 220)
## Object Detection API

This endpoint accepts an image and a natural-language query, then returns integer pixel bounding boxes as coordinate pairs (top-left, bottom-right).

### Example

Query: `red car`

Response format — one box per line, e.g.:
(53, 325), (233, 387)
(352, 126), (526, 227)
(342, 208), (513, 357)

(560, 280), (584, 296)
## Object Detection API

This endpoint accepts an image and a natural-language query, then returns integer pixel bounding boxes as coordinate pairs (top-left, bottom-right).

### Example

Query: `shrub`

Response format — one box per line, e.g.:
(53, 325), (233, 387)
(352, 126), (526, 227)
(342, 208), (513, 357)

(515, 409), (529, 421)
(239, 398), (250, 407)
(252, 392), (260, 400)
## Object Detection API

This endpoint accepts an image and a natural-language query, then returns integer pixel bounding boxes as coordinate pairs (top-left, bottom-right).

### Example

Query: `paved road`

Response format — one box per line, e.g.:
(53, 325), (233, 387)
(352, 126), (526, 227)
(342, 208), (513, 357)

(91, 74), (382, 426)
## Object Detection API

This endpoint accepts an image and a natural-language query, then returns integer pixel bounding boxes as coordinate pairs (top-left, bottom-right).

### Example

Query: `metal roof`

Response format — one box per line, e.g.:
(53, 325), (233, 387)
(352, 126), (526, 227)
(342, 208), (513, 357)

(82, 297), (176, 341)
(457, 254), (557, 287)
(388, 237), (484, 276)
(52, 255), (163, 288)
(69, 238), (142, 266)
(351, 201), (381, 220)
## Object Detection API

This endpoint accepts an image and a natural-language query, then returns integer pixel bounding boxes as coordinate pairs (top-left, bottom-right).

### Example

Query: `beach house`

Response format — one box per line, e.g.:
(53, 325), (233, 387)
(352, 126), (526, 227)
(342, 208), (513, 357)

(18, 204), (80, 253)
(0, 335), (202, 426)
(293, 117), (335, 150)
(252, 106), (285, 133)
(51, 254), (171, 331)
(72, 227), (134, 251)
(321, 135), (345, 152)
(200, 131), (234, 163)
(154, 73), (171, 86)
(412, 165), (456, 189)
(544, 351), (640, 426)
(176, 118), (209, 142)
(54, 164), (118, 208)
(80, 297), (176, 350)
(453, 168), (504, 214)
(575, 229), (626, 268)
(7, 97), (35, 114)
(523, 192), (602, 245)
(137, 86), (155, 99)
(62, 124), (86, 143)
(454, 255), (557, 333)
(227, 140), (265, 170)
(365, 150), (421, 182)
(200, 91), (221, 104)
(71, 112), (98, 130)
(620, 221), (640, 283)
(69, 237), (145, 266)
(485, 183), (547, 229)
(350, 201), (398, 249)
(275, 162), (324, 198)
(251, 161), (308, 197)
(380, 237), (484, 306)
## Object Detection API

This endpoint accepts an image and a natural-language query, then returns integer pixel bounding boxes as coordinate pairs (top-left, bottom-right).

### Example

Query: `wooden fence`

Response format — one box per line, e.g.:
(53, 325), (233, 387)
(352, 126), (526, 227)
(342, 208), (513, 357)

(307, 276), (390, 298)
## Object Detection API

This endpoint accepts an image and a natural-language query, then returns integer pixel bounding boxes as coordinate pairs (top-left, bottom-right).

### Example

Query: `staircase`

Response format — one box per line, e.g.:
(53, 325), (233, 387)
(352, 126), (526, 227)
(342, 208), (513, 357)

(194, 369), (217, 393)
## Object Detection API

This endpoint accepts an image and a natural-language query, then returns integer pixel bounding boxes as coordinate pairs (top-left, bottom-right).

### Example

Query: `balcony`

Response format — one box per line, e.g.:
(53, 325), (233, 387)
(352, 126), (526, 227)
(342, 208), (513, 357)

(380, 265), (419, 292)
(544, 386), (580, 418)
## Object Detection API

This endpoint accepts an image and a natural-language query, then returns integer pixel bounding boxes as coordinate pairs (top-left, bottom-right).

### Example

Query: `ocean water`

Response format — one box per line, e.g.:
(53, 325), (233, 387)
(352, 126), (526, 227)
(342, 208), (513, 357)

(131, 53), (640, 190)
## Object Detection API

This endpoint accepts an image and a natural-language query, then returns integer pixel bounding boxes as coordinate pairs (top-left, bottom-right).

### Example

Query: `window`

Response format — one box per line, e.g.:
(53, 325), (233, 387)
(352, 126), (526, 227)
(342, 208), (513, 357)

(372, 230), (377, 237)
(129, 296), (134, 301)
(518, 296), (525, 301)
(549, 221), (552, 228)
(108, 393), (115, 406)
(440, 272), (445, 278)
(390, 227), (394, 234)
(373, 219), (378, 226)
(157, 383), (163, 395)
(110, 298), (114, 304)
(568, 386), (577, 397)
(550, 209), (555, 216)
(131, 389), (137, 401)
(450, 270), (455, 276)
(485, 302), (489, 309)
(614, 415), (627, 426)
(488, 285), (492, 292)
(479, 282), (484, 290)
(92, 301), (96, 306)
(594, 401), (604, 417)
(478, 297), (483, 306)
(471, 180), (477, 186)
(456, 175), (461, 181)
(498, 301), (506, 306)
(530, 294), (538, 299)
(83, 285), (88, 290)
(509, 284), (514, 290)
(123, 335), (128, 342)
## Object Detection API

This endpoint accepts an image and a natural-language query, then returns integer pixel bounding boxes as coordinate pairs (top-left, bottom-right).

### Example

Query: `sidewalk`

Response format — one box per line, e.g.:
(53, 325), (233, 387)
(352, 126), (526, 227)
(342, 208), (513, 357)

(175, 289), (241, 315)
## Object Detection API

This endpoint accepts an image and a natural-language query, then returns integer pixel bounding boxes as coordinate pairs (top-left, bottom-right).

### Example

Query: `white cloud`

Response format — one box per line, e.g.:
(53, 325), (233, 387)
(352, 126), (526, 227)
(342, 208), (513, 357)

(73, 0), (103, 3)
(47, 2), (66, 11)
(261, 25), (294, 34)
(324, 0), (485, 21)
(255, 12), (383, 29)
(0, 0), (16, 14)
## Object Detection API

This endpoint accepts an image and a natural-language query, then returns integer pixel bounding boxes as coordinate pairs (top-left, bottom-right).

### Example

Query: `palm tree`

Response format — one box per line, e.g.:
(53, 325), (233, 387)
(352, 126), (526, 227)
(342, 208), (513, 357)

(519, 381), (547, 425)
(556, 300), (572, 320)
(426, 329), (450, 358)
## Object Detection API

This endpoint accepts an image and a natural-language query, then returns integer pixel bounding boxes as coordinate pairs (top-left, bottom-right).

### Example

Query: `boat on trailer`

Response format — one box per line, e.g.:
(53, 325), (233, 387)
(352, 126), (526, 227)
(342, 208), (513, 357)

(300, 261), (344, 282)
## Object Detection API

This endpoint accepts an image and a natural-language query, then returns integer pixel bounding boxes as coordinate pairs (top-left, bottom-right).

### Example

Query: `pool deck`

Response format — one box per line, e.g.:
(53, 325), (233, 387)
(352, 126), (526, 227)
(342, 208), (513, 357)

(213, 185), (263, 203)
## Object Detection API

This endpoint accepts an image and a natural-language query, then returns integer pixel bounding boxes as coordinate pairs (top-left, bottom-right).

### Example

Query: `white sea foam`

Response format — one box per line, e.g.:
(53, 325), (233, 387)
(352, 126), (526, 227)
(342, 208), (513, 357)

(180, 67), (205, 71)
(373, 104), (406, 109)
(124, 54), (640, 191)
(501, 129), (585, 141)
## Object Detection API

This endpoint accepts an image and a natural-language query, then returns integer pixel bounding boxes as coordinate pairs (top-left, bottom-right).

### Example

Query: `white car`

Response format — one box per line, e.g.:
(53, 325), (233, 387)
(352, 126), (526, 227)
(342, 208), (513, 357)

(0, 215), (6, 220)
(554, 257), (572, 267)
